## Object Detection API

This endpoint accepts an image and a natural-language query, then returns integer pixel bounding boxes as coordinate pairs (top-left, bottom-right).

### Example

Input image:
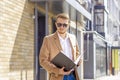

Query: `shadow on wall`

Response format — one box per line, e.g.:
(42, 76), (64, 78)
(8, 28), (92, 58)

(9, 1), (34, 80)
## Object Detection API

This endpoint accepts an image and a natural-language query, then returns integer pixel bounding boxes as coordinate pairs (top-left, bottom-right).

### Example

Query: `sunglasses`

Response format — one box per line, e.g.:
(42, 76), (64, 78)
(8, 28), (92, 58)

(56, 23), (68, 28)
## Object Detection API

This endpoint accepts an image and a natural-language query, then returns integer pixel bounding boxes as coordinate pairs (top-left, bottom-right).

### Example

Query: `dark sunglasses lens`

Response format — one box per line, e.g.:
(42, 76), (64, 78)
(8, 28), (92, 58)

(57, 23), (62, 27)
(63, 24), (67, 27)
(57, 23), (68, 27)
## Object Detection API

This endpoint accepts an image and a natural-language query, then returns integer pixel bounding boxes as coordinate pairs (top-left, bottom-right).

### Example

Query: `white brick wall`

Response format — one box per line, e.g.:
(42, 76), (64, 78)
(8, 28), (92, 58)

(0, 0), (34, 80)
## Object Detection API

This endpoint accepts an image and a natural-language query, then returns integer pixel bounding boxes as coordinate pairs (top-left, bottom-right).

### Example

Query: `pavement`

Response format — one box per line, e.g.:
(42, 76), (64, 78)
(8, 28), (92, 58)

(84, 72), (120, 80)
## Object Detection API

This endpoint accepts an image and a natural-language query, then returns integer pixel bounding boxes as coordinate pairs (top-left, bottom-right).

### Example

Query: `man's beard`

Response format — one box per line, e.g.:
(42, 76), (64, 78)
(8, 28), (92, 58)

(58, 31), (66, 34)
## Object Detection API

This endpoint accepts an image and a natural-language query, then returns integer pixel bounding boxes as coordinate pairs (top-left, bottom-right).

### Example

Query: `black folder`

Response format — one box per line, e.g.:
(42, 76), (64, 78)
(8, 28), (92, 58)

(51, 52), (76, 71)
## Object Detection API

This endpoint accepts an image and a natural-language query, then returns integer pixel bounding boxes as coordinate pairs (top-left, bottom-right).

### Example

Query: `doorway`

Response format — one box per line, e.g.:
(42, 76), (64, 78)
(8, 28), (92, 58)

(34, 9), (47, 80)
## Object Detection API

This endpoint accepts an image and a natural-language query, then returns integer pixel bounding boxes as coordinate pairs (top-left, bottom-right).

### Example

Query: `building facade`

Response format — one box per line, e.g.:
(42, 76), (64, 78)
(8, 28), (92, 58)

(0, 0), (120, 80)
(0, 0), (34, 80)
(84, 0), (109, 79)
(107, 0), (120, 75)
(0, 0), (91, 80)
(84, 0), (120, 79)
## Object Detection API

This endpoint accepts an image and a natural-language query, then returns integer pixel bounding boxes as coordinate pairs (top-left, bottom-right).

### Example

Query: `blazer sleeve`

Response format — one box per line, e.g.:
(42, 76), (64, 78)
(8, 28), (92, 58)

(39, 36), (60, 76)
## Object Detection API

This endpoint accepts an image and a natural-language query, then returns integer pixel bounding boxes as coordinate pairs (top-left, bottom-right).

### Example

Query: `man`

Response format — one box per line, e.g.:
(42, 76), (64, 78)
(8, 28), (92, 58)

(40, 13), (81, 80)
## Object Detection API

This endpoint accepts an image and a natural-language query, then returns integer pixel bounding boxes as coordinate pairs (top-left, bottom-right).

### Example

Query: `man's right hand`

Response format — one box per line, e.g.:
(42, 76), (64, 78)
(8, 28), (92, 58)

(59, 67), (73, 75)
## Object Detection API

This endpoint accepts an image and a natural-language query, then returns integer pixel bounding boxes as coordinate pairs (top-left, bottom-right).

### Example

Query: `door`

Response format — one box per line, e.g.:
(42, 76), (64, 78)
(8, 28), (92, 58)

(34, 8), (47, 80)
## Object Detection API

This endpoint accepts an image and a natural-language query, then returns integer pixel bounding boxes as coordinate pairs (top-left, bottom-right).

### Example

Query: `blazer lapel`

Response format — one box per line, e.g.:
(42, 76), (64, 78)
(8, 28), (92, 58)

(53, 32), (62, 51)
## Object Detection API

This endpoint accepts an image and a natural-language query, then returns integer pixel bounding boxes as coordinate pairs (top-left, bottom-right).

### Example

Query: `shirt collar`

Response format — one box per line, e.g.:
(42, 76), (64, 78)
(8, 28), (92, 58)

(57, 32), (69, 41)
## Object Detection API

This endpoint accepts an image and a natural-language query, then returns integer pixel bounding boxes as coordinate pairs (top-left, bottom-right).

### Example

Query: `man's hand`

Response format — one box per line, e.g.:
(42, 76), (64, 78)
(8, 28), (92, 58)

(59, 67), (73, 75)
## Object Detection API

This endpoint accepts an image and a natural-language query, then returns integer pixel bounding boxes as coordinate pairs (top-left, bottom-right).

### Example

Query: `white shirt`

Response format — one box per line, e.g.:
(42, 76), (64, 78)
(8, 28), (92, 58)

(58, 33), (73, 60)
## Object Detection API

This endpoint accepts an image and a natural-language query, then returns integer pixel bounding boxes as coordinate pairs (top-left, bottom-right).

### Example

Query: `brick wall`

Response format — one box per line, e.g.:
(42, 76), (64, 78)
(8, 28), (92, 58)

(0, 0), (34, 80)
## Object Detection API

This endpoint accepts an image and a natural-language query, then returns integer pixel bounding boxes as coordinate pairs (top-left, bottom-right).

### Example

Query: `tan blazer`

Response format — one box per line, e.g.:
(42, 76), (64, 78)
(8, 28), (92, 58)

(39, 32), (80, 80)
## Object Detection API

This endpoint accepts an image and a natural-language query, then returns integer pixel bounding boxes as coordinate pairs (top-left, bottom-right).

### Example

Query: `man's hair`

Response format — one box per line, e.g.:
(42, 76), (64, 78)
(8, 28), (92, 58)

(56, 13), (69, 21)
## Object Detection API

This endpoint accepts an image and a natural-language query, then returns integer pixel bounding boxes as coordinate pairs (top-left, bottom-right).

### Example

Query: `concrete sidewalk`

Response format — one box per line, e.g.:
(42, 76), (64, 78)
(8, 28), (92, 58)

(84, 72), (120, 80)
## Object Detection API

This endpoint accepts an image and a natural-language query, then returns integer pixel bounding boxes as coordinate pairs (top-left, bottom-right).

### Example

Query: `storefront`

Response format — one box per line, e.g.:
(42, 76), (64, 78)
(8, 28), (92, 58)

(111, 47), (120, 75)
(84, 32), (107, 79)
